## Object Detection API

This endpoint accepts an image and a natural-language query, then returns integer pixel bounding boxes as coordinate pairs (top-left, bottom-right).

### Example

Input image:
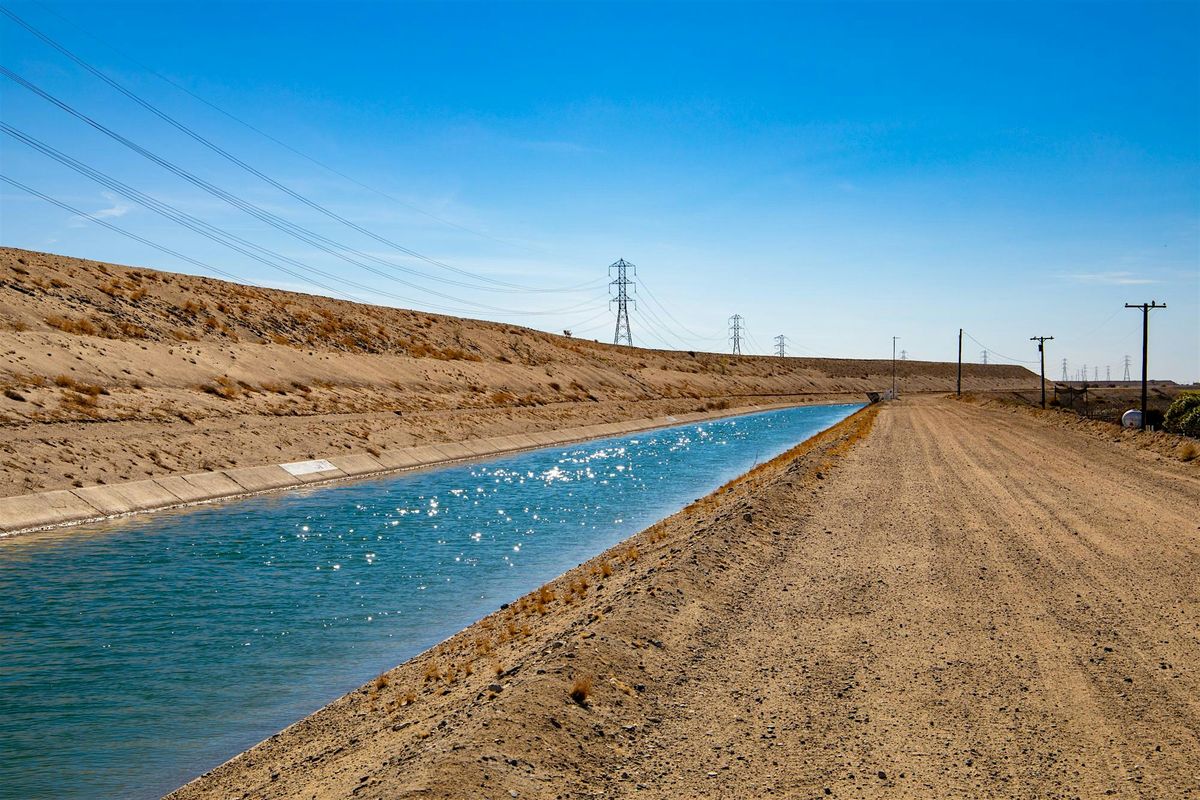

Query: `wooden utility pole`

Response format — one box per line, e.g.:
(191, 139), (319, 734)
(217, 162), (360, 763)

(1124, 302), (1166, 430)
(1030, 335), (1054, 408)
(957, 328), (962, 396)
(892, 336), (900, 399)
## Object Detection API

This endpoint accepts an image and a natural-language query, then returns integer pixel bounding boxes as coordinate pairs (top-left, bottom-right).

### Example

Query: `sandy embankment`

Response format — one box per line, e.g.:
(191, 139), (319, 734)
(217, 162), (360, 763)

(0, 247), (1036, 499)
(169, 395), (1200, 799)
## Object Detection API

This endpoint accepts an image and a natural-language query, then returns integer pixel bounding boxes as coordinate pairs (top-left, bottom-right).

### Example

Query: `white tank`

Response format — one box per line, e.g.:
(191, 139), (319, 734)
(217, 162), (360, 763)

(1121, 409), (1142, 429)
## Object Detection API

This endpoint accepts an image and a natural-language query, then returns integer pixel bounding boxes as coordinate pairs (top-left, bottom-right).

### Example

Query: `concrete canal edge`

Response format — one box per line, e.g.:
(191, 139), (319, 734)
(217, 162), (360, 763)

(0, 399), (845, 537)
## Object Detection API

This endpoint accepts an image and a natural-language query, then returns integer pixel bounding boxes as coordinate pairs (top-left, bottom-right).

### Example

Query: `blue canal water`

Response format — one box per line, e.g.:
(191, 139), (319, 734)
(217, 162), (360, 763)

(0, 403), (860, 800)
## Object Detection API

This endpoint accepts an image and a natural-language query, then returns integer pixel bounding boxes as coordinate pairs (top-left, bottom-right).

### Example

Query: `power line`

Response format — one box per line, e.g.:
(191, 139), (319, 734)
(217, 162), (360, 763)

(0, 74), (604, 316)
(10, 0), (543, 255)
(0, 7), (597, 293)
(634, 297), (692, 350)
(728, 314), (743, 355)
(636, 277), (723, 342)
(0, 173), (321, 295)
(1, 123), (606, 317)
(609, 258), (634, 346)
(962, 331), (1039, 365)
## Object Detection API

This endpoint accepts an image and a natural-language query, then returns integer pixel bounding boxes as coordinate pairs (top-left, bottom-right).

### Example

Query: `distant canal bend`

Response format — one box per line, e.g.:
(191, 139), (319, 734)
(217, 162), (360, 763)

(0, 403), (862, 800)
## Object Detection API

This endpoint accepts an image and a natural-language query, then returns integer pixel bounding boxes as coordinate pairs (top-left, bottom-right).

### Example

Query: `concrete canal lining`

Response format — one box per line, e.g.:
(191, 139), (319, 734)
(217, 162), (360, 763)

(0, 400), (827, 537)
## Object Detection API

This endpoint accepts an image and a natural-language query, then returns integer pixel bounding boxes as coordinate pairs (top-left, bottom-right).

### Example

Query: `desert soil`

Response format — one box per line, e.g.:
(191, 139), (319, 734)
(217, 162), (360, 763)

(0, 247), (1035, 497)
(169, 395), (1200, 800)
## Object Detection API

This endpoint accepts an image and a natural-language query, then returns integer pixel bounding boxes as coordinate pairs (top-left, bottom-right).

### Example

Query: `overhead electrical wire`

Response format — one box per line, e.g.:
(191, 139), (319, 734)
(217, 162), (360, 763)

(630, 307), (678, 351)
(0, 174), (360, 296)
(0, 70), (606, 316)
(1, 125), (608, 317)
(633, 299), (691, 350)
(0, 6), (601, 294)
(636, 278), (724, 342)
(8, 1), (540, 255)
(962, 330), (1039, 365)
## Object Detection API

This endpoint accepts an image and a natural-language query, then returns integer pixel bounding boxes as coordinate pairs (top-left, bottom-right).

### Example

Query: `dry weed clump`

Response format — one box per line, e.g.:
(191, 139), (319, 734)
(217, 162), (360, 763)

(200, 376), (242, 400)
(490, 390), (517, 406)
(569, 675), (593, 706)
(46, 315), (98, 336)
(1179, 441), (1199, 462)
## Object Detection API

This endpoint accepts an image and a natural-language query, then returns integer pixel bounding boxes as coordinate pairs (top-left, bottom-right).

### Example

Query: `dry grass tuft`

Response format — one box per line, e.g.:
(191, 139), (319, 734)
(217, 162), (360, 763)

(569, 675), (593, 706)
(46, 315), (98, 336)
(1179, 441), (1199, 462)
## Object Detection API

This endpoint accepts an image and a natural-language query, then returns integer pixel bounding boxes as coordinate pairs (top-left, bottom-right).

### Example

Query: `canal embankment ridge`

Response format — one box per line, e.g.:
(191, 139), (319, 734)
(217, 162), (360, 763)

(165, 396), (1200, 799)
(0, 248), (1036, 505)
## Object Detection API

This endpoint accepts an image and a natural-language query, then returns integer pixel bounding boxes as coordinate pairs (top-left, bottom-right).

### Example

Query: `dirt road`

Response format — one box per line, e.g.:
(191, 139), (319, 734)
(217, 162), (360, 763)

(170, 396), (1200, 799)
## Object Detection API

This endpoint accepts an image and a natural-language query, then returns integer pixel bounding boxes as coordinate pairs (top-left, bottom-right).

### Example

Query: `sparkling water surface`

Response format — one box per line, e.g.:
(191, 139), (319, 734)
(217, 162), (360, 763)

(0, 403), (860, 799)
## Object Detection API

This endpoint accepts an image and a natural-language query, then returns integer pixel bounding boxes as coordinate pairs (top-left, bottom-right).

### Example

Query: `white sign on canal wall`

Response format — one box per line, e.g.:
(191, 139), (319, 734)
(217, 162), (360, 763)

(280, 459), (339, 477)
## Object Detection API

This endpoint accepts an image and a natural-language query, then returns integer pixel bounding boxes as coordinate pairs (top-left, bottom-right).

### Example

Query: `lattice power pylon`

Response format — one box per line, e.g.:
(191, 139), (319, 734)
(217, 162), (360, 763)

(608, 258), (635, 346)
(774, 334), (787, 357)
(729, 314), (744, 355)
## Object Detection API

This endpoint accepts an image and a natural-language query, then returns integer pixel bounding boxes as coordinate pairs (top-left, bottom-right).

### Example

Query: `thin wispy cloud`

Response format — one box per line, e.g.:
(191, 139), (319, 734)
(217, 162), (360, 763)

(69, 192), (132, 227)
(1062, 271), (1157, 286)
(519, 140), (600, 155)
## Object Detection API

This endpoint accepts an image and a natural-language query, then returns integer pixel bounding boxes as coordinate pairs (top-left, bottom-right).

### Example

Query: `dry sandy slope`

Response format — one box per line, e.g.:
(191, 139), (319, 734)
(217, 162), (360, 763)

(168, 396), (1200, 799)
(0, 247), (1035, 497)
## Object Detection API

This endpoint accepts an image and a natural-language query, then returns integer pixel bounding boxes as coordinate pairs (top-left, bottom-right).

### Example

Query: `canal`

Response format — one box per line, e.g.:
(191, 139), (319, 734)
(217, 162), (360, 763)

(0, 403), (860, 799)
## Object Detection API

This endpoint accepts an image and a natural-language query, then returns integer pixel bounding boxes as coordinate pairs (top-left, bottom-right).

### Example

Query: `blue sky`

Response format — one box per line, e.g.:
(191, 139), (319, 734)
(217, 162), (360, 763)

(1, 0), (1196, 379)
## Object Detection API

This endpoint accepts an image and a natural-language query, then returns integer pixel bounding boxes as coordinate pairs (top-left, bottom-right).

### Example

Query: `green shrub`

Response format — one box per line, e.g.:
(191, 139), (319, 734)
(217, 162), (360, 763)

(1164, 391), (1200, 438)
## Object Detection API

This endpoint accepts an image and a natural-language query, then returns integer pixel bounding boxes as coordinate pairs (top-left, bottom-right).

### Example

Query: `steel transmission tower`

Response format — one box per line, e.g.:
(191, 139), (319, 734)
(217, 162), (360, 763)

(608, 258), (635, 346)
(1123, 355), (1131, 382)
(729, 314), (744, 355)
(1106, 365), (1111, 382)
(773, 334), (787, 357)
(980, 350), (988, 364)
(1061, 358), (1068, 382)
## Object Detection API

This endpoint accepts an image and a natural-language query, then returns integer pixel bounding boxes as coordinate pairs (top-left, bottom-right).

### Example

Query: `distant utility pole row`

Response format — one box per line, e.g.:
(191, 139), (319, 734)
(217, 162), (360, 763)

(954, 300), (1166, 431)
